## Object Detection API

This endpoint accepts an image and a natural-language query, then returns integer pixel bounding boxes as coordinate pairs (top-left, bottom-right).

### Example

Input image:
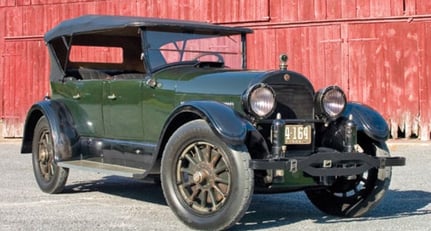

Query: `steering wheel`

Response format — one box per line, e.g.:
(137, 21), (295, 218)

(193, 53), (225, 63)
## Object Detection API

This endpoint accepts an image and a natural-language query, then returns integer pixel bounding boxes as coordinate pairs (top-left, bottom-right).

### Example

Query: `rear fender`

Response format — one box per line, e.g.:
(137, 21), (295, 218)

(21, 100), (79, 161)
(342, 102), (389, 141)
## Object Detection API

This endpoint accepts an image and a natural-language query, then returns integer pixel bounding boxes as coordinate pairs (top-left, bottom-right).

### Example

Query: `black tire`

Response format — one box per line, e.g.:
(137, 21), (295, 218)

(32, 116), (69, 194)
(305, 138), (392, 217)
(161, 120), (253, 230)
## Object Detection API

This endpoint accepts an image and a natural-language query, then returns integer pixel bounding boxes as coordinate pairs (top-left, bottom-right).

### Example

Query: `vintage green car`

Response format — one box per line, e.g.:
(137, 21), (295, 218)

(21, 15), (405, 230)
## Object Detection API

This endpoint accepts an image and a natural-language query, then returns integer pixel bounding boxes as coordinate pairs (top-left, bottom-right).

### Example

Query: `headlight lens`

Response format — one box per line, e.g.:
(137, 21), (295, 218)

(315, 86), (346, 119)
(244, 84), (276, 118)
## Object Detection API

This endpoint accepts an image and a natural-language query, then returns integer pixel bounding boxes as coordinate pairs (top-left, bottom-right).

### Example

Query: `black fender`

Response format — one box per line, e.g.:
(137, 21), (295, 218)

(21, 99), (80, 162)
(342, 102), (389, 141)
(157, 100), (255, 159)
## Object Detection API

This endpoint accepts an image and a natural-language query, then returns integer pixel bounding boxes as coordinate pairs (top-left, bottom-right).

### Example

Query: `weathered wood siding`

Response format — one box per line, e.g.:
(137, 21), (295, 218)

(0, 0), (430, 140)
(245, 0), (431, 140)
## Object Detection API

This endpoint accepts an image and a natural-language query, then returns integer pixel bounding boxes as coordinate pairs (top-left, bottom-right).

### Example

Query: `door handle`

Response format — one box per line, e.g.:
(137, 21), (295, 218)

(107, 93), (116, 100)
(72, 93), (80, 100)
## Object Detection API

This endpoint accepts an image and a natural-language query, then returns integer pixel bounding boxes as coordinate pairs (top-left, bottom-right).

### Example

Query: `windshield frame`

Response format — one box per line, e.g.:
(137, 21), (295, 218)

(141, 28), (248, 72)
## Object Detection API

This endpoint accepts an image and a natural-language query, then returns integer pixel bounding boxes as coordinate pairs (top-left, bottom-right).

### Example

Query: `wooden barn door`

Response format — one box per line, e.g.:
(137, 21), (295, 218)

(347, 21), (429, 140)
(1, 39), (48, 138)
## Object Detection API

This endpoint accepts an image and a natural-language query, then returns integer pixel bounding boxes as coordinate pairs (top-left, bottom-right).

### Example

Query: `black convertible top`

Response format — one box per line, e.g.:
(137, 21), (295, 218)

(44, 15), (253, 42)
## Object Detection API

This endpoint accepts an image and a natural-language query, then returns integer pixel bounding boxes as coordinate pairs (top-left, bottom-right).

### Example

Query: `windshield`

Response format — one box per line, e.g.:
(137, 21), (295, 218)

(144, 30), (244, 70)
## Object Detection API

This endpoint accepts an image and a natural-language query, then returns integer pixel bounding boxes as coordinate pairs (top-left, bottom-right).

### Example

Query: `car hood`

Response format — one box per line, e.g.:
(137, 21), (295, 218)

(153, 66), (315, 113)
(155, 66), (270, 96)
(155, 65), (314, 94)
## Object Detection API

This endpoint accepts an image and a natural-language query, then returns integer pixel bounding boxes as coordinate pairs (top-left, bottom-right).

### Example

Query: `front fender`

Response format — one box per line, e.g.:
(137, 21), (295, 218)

(21, 100), (79, 161)
(163, 101), (254, 146)
(343, 102), (389, 141)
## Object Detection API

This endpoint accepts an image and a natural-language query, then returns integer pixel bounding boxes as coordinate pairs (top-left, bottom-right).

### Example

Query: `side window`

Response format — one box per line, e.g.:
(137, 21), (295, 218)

(64, 34), (146, 80)
(65, 45), (124, 80)
(69, 46), (123, 64)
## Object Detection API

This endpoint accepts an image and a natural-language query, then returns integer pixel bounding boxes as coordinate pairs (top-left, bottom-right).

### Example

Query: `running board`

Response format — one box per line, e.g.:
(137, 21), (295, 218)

(57, 160), (146, 178)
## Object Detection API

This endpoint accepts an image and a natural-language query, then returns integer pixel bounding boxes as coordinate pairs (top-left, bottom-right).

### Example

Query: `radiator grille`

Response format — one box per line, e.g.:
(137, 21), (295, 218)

(270, 84), (314, 120)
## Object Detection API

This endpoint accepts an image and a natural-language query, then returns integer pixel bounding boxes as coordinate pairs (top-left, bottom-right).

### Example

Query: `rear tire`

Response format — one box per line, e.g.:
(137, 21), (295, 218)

(305, 138), (391, 217)
(32, 116), (69, 194)
(161, 120), (253, 230)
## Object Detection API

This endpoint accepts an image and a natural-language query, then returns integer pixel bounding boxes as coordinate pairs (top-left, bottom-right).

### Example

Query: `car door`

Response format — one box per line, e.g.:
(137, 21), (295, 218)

(56, 78), (105, 138)
(102, 75), (145, 140)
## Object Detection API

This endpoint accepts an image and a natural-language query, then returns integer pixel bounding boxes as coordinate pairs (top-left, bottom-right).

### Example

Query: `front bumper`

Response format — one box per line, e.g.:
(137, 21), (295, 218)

(250, 151), (406, 177)
(257, 113), (406, 177)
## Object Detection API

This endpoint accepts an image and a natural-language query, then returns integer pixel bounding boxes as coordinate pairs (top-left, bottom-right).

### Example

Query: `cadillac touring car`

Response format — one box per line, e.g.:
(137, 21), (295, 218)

(21, 15), (405, 230)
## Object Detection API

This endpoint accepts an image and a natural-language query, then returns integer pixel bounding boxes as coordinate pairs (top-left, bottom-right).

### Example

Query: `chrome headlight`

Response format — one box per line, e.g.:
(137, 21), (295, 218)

(315, 86), (346, 119)
(243, 83), (276, 118)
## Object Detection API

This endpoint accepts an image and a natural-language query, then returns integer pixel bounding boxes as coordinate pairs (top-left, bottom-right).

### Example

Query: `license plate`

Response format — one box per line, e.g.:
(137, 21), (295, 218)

(285, 125), (312, 144)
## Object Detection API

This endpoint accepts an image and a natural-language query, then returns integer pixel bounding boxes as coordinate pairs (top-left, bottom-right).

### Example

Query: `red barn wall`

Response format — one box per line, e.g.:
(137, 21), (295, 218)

(0, 0), (430, 140)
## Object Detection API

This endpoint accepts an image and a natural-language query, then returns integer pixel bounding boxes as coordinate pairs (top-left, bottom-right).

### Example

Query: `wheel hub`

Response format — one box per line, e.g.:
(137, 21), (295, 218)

(192, 163), (215, 188)
(39, 146), (49, 162)
(193, 170), (208, 184)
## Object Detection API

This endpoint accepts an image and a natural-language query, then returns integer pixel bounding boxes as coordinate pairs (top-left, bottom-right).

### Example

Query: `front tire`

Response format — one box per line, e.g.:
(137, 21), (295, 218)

(161, 120), (253, 230)
(305, 137), (392, 217)
(32, 116), (69, 194)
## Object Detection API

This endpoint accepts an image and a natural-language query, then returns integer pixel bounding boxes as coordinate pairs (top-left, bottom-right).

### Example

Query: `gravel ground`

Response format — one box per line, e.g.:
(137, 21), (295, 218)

(0, 140), (429, 231)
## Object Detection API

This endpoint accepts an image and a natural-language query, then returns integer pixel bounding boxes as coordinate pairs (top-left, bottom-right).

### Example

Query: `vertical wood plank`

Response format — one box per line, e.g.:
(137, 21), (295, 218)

(325, 0), (341, 19)
(297, 0), (315, 21)
(370, 0), (392, 17)
(308, 26), (323, 89)
(390, 0), (405, 16)
(0, 6), (5, 119)
(356, 0), (371, 17)
(415, 0), (431, 15)
(0, 0), (16, 7)
(269, 0), (299, 22)
(403, 0), (416, 15)
(419, 22), (430, 140)
(341, 0), (358, 18)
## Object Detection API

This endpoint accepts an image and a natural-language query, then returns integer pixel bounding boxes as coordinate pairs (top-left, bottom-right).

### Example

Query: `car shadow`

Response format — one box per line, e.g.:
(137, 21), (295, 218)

(233, 189), (431, 230)
(63, 175), (167, 206)
(63, 176), (431, 230)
